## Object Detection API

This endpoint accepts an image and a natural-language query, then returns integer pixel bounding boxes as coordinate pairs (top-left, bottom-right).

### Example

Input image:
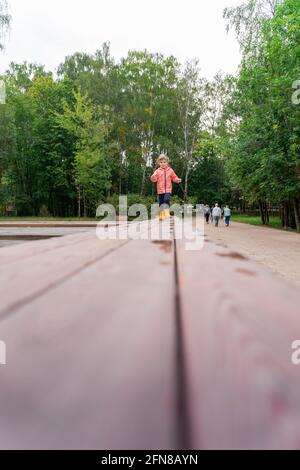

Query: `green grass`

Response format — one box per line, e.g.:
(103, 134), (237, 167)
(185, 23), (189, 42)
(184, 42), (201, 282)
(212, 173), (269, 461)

(232, 214), (298, 232)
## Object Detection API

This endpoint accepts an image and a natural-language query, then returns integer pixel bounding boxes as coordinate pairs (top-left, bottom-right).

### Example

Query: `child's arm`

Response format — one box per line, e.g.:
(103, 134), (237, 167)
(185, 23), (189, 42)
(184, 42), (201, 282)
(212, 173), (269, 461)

(171, 169), (182, 184)
(150, 169), (159, 182)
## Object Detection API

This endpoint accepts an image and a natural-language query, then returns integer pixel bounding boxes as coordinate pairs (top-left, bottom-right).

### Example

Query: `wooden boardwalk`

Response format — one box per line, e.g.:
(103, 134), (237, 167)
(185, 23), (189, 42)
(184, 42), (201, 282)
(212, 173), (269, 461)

(0, 218), (300, 449)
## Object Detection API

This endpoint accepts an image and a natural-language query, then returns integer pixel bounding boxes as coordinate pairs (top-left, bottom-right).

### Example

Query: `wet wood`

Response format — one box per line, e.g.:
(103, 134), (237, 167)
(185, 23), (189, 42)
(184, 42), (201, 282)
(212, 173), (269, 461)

(0, 218), (300, 449)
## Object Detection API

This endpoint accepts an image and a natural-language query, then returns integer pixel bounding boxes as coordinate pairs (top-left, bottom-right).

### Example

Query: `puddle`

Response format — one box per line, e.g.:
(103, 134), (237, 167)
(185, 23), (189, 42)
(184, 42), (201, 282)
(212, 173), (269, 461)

(152, 240), (173, 253)
(216, 251), (248, 260)
(235, 268), (257, 277)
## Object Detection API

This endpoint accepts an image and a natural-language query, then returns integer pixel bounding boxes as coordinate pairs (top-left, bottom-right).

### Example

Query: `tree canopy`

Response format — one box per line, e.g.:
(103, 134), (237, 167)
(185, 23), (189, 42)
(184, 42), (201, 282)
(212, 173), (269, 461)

(0, 0), (299, 230)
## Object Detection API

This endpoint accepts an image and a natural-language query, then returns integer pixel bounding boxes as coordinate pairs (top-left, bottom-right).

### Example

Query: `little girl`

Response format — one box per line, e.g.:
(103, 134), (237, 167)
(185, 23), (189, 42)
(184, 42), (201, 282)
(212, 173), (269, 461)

(150, 154), (181, 220)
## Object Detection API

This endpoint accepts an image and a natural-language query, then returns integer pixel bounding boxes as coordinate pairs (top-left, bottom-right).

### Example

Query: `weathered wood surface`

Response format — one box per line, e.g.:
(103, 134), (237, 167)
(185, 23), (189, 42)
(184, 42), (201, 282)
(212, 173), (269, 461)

(175, 222), (300, 450)
(0, 218), (300, 449)
(0, 221), (177, 449)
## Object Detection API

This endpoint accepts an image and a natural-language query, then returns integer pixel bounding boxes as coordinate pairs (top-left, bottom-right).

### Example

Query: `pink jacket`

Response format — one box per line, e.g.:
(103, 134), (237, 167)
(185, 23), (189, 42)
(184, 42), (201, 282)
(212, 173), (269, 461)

(150, 166), (181, 194)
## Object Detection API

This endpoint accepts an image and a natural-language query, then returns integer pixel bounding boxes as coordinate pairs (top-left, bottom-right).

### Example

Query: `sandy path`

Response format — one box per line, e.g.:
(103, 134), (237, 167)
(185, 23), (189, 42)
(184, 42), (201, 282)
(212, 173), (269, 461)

(204, 220), (300, 287)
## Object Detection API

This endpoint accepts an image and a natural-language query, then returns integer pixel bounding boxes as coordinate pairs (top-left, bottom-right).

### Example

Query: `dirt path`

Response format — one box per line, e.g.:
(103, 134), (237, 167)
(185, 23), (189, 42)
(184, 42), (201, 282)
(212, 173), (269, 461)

(204, 220), (300, 287)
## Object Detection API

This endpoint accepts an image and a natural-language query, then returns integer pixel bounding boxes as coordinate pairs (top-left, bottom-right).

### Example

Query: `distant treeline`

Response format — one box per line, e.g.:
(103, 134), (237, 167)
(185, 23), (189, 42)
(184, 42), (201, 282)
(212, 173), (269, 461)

(0, 0), (299, 230)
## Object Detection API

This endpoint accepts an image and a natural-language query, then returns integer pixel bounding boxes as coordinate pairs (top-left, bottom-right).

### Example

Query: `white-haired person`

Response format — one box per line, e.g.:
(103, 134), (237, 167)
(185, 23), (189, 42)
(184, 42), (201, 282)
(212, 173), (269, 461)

(212, 203), (222, 227)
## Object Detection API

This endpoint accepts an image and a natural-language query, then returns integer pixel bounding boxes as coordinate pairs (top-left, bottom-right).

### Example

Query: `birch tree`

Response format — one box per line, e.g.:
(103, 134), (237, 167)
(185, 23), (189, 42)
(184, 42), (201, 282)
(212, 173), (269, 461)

(0, 0), (10, 51)
(177, 59), (205, 202)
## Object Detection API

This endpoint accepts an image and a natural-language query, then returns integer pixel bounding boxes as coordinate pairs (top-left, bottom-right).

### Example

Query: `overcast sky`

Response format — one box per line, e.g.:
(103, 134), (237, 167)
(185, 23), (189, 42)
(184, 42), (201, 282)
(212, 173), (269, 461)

(0, 0), (242, 79)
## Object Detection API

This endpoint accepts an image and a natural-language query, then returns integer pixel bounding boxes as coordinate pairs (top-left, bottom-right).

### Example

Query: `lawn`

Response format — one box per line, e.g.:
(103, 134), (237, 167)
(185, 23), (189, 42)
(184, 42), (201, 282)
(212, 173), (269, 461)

(231, 214), (298, 232)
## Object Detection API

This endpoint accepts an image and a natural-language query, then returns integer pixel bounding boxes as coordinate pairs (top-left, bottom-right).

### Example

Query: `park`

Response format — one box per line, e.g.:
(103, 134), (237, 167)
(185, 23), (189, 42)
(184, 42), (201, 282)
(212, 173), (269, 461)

(0, 0), (300, 454)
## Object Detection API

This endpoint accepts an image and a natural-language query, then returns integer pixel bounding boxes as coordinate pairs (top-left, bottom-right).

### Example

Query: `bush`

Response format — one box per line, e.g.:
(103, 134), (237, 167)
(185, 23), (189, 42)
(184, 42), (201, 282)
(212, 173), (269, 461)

(39, 205), (50, 217)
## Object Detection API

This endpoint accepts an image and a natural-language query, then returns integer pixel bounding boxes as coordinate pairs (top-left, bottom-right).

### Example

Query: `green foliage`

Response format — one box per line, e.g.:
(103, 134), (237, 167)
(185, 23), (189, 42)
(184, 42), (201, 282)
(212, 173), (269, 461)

(2, 2), (299, 225)
(221, 0), (300, 229)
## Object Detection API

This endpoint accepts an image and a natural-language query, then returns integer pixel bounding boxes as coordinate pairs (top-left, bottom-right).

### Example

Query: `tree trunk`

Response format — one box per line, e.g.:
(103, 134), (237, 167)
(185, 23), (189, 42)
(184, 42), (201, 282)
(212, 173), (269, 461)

(184, 165), (190, 204)
(140, 163), (147, 197)
(279, 203), (284, 227)
(283, 201), (289, 230)
(78, 186), (81, 218)
(264, 201), (269, 224)
(293, 197), (300, 232)
(83, 191), (87, 218)
(259, 200), (265, 224)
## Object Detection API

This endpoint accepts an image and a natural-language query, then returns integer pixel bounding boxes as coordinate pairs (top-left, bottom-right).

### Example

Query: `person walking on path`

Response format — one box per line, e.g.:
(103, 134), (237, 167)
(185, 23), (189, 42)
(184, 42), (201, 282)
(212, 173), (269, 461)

(224, 205), (231, 227)
(204, 204), (211, 224)
(150, 154), (181, 221)
(212, 203), (222, 227)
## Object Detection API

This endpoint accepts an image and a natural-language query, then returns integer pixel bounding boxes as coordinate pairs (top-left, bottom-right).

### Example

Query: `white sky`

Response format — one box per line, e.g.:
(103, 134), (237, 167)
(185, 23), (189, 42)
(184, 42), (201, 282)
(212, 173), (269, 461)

(0, 0), (242, 79)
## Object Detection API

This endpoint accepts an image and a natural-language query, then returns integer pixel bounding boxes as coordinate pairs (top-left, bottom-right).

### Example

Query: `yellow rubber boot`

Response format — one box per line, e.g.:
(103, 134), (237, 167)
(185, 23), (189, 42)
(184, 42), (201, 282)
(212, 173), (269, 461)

(164, 208), (171, 219)
(159, 210), (165, 221)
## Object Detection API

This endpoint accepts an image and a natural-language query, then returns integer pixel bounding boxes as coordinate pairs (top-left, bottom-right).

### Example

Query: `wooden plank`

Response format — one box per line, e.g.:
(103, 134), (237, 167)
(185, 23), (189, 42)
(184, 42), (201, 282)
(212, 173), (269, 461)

(1, 240), (127, 314)
(175, 228), (300, 450)
(0, 222), (128, 266)
(0, 225), (136, 318)
(0, 230), (96, 265)
(2, 216), (299, 449)
(0, 229), (177, 449)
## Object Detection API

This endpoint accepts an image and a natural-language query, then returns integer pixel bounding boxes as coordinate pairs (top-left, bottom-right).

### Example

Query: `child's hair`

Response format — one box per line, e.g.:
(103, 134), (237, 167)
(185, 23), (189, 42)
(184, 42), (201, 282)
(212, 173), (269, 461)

(156, 154), (169, 165)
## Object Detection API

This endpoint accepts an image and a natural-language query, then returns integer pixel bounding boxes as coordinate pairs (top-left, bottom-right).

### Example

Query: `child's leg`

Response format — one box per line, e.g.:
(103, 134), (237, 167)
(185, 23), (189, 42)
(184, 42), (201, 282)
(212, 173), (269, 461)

(158, 194), (165, 208)
(163, 193), (171, 218)
(158, 194), (165, 220)
(164, 193), (171, 207)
